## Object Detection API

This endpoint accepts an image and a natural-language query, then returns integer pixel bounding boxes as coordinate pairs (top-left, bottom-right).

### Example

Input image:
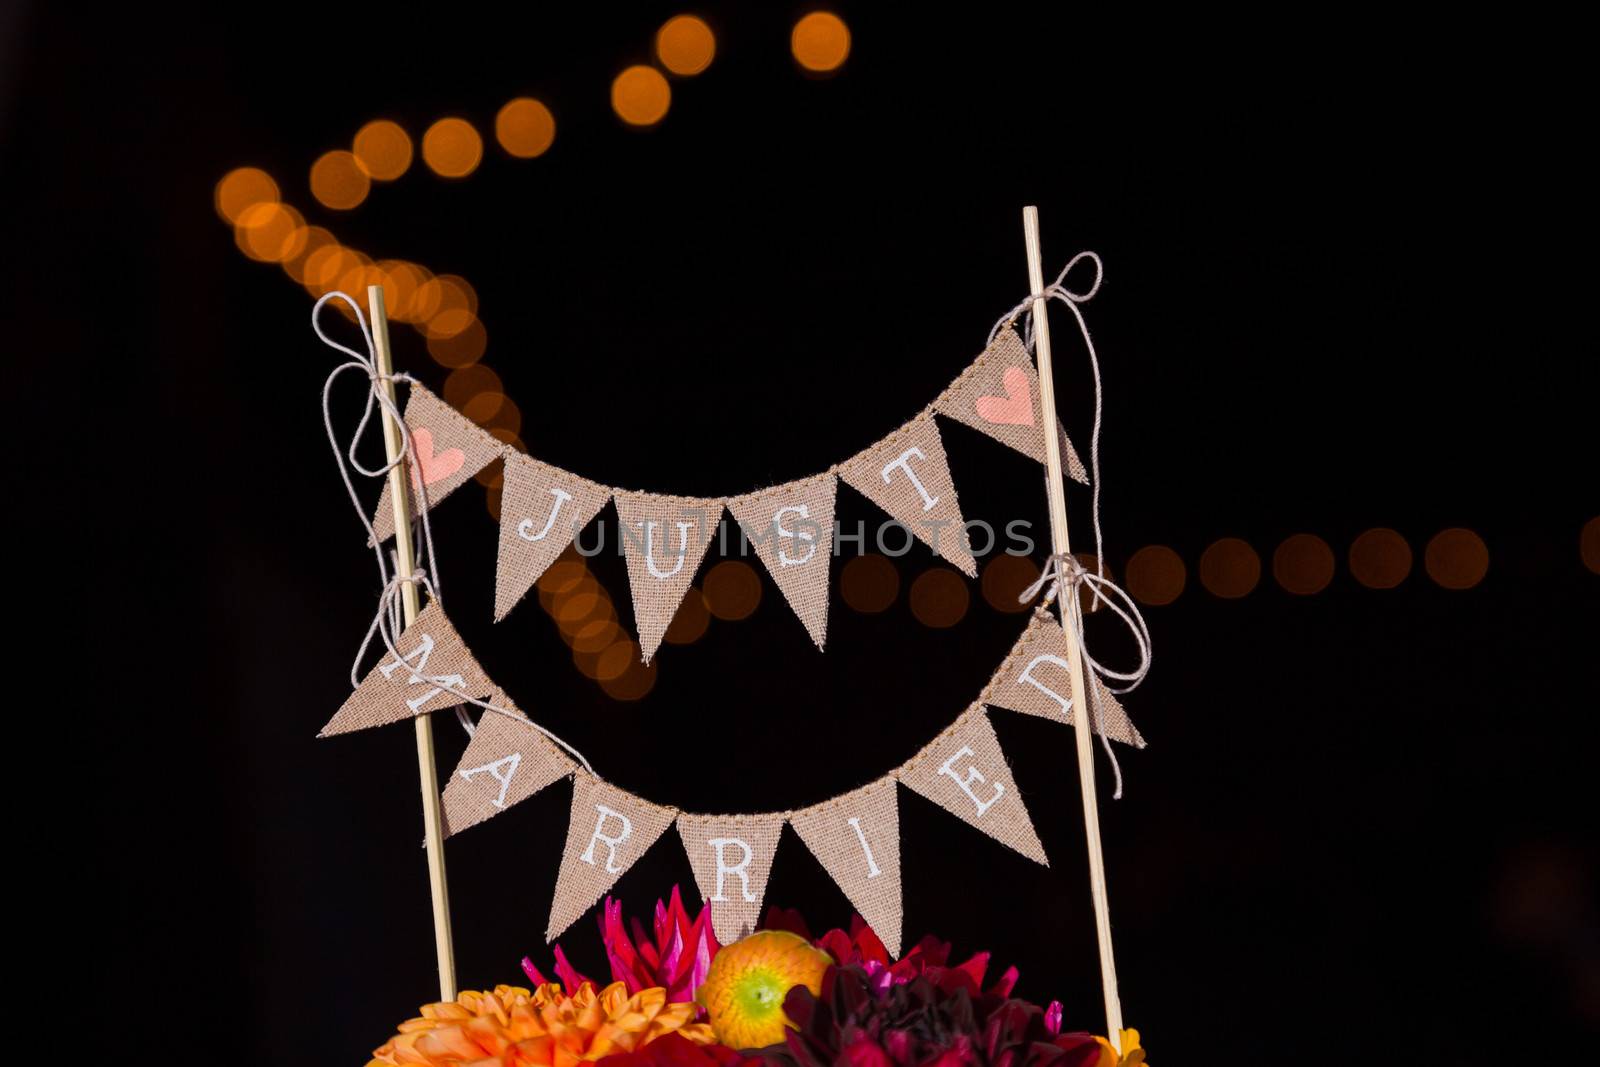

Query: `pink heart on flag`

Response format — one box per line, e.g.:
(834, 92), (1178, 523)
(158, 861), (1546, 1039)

(974, 366), (1035, 426)
(409, 427), (466, 487)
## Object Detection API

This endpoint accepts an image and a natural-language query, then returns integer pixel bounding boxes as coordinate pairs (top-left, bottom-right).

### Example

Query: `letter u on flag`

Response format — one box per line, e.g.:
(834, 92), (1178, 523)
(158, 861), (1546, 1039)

(788, 777), (903, 956)
(547, 774), (677, 941)
(319, 600), (494, 737)
(614, 491), (723, 663)
(370, 385), (503, 544)
(676, 812), (785, 944)
(897, 705), (1048, 865)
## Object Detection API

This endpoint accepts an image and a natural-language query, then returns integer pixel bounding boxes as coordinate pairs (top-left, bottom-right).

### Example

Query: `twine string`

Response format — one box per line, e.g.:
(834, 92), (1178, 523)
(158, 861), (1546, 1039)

(1001, 252), (1153, 799)
(314, 291), (594, 769)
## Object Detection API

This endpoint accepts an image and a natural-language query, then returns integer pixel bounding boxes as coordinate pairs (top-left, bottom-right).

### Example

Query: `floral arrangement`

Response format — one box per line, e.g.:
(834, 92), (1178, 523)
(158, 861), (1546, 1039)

(367, 888), (1145, 1067)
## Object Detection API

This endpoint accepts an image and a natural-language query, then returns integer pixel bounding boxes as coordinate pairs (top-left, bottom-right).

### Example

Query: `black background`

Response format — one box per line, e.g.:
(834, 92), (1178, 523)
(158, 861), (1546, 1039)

(11, 4), (1597, 1063)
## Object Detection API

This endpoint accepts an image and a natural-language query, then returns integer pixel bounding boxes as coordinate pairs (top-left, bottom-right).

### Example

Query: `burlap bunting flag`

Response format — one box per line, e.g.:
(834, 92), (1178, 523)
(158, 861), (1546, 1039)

(986, 613), (1145, 747)
(319, 600), (493, 737)
(788, 777), (903, 956)
(442, 694), (578, 836)
(614, 491), (723, 663)
(677, 813), (785, 943)
(727, 474), (837, 648)
(371, 385), (503, 544)
(897, 706), (1048, 865)
(495, 454), (613, 621)
(934, 328), (1088, 484)
(838, 415), (977, 577)
(547, 775), (678, 940)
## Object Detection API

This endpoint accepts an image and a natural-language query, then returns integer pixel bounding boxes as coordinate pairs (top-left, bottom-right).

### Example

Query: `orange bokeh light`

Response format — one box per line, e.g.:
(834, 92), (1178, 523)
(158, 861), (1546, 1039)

(703, 561), (762, 621)
(600, 658), (658, 701)
(215, 166), (279, 223)
(1199, 538), (1261, 599)
(612, 65), (671, 126)
(1425, 528), (1489, 590)
(909, 567), (969, 628)
(353, 119), (413, 181)
(1272, 534), (1335, 595)
(422, 117), (485, 178)
(791, 11), (850, 72)
(839, 554), (899, 613)
(537, 559), (590, 606)
(1124, 545), (1186, 606)
(444, 365), (504, 408)
(281, 225), (336, 284)
(655, 15), (716, 75)
(664, 588), (711, 644)
(495, 98), (557, 158)
(310, 150), (370, 210)
(427, 317), (488, 369)
(979, 554), (1038, 614)
(1349, 528), (1412, 590)
(234, 201), (307, 263)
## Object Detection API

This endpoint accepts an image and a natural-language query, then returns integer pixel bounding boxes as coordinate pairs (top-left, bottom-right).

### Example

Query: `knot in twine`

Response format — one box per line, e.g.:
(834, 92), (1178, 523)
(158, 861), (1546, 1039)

(312, 291), (594, 771)
(995, 250), (1153, 799)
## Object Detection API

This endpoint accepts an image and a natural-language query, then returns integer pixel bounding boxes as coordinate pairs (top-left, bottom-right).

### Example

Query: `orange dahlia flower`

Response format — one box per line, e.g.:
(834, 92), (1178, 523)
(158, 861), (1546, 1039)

(369, 981), (716, 1066)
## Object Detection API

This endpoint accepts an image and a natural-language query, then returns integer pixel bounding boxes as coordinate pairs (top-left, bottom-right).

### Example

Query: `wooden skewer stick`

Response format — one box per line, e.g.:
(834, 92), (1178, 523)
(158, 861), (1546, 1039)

(1022, 207), (1124, 1049)
(369, 283), (459, 1002)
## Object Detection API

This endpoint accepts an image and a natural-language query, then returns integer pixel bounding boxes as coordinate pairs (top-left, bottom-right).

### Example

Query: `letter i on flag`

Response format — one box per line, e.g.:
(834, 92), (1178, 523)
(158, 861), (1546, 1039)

(788, 777), (903, 956)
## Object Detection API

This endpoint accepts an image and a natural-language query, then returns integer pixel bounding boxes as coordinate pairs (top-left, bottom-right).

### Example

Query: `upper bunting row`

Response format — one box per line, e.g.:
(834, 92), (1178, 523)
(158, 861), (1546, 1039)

(370, 325), (1088, 662)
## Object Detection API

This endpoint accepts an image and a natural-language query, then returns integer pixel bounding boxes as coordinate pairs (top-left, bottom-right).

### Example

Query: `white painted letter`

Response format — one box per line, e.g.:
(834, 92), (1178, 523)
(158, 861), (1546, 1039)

(774, 504), (817, 566)
(706, 837), (756, 902)
(937, 745), (1004, 817)
(580, 804), (633, 873)
(881, 446), (938, 511)
(847, 816), (882, 878)
(640, 521), (692, 579)
(377, 632), (466, 713)
(517, 487), (574, 543)
(1016, 654), (1075, 720)
(458, 752), (522, 809)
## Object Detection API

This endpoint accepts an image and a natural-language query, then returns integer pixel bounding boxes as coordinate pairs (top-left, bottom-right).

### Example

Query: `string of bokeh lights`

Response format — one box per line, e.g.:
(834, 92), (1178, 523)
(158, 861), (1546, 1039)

(212, 12), (1598, 702)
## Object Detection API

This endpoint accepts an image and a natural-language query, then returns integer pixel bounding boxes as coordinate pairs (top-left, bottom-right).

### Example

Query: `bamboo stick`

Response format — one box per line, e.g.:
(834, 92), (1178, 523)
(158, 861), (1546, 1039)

(1021, 207), (1123, 1049)
(369, 283), (458, 1001)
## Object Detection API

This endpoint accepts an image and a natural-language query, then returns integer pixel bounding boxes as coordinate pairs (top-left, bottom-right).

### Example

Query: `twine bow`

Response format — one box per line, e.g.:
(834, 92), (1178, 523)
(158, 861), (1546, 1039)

(998, 252), (1152, 798)
(313, 291), (594, 771)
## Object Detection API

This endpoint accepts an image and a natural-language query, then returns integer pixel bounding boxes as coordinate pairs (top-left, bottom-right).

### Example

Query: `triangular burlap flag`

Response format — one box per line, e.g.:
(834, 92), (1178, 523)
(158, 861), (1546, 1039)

(897, 706), (1047, 865)
(320, 600), (494, 737)
(788, 777), (902, 956)
(986, 613), (1145, 747)
(727, 474), (836, 648)
(614, 491), (723, 662)
(370, 385), (503, 544)
(547, 774), (677, 940)
(838, 415), (977, 577)
(676, 813), (785, 943)
(442, 694), (578, 836)
(934, 327), (1088, 484)
(495, 454), (612, 621)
